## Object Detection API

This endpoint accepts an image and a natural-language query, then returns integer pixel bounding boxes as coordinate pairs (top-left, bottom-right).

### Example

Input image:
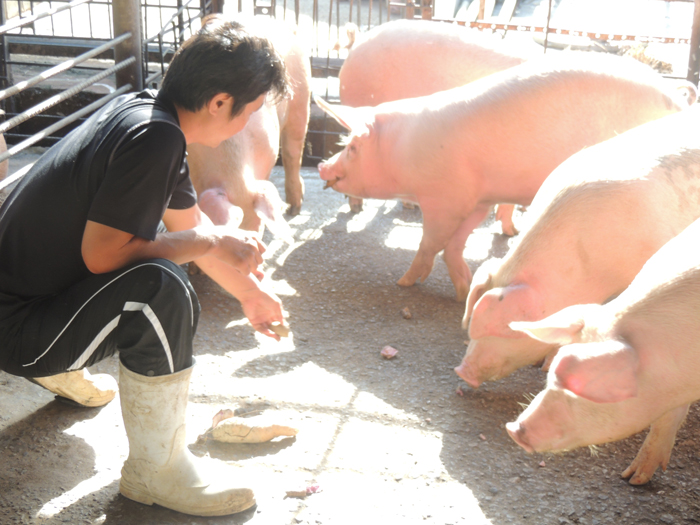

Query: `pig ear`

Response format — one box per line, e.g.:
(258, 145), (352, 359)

(462, 258), (502, 329)
(509, 303), (604, 345)
(509, 311), (585, 346)
(313, 95), (370, 133)
(468, 283), (540, 340)
(553, 340), (639, 403)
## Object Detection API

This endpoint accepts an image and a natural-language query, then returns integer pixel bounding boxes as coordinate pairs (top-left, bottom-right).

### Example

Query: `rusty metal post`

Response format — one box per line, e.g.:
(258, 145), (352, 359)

(687, 0), (700, 86)
(421, 0), (432, 19)
(112, 0), (143, 92)
(207, 0), (225, 13)
(405, 0), (415, 19)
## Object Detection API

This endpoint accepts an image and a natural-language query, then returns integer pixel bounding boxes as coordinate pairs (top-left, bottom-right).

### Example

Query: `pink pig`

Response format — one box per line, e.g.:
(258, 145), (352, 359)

(337, 19), (534, 226)
(188, 17), (310, 236)
(456, 105), (700, 389)
(506, 211), (700, 485)
(317, 51), (693, 301)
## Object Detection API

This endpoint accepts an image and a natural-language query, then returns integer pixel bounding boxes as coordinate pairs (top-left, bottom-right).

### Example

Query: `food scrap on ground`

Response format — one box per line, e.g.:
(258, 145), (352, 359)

(381, 345), (398, 359)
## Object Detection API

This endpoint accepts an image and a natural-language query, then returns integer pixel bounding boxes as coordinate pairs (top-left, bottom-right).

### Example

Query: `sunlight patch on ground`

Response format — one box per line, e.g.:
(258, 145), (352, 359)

(36, 401), (126, 519)
(352, 391), (422, 422)
(288, 214), (311, 226)
(385, 223), (422, 251)
(265, 214), (340, 266)
(265, 276), (298, 297)
(307, 471), (492, 525)
(463, 228), (498, 261)
(327, 417), (444, 475)
(216, 361), (358, 408)
(345, 201), (380, 233)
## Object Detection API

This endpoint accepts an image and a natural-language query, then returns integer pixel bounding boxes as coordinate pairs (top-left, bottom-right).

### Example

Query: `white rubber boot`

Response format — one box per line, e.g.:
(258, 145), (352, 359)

(118, 362), (256, 516)
(31, 368), (117, 407)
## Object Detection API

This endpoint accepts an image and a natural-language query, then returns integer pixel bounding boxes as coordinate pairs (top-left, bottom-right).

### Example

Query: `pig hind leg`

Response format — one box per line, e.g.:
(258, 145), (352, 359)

(622, 404), (688, 485)
(397, 205), (484, 300)
(442, 207), (490, 302)
(495, 204), (518, 236)
(280, 87), (310, 216)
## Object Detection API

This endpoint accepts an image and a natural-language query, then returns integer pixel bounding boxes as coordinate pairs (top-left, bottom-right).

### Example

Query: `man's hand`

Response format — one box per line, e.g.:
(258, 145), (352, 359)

(164, 205), (286, 340)
(238, 278), (285, 341)
(208, 227), (266, 277)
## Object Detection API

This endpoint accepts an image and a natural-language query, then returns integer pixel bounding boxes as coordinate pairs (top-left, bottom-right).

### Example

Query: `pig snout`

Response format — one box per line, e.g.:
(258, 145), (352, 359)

(505, 421), (535, 453)
(317, 161), (339, 190)
(454, 361), (483, 389)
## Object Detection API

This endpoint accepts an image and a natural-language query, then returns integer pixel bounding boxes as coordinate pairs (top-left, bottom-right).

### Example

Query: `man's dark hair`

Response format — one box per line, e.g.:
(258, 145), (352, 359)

(160, 15), (289, 117)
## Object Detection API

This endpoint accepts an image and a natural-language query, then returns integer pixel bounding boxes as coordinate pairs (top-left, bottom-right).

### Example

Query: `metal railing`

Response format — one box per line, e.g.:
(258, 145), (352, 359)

(0, 0), (216, 194)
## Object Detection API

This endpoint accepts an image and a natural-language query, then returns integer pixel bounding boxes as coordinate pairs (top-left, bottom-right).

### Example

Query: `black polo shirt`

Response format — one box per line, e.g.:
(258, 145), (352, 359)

(0, 89), (197, 325)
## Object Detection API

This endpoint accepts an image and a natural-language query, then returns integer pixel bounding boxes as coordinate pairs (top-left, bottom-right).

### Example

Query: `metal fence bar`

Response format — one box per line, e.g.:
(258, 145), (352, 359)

(0, 56), (135, 134)
(141, 0), (206, 86)
(0, 83), (132, 191)
(0, 32), (131, 101)
(0, 0), (91, 36)
(144, 0), (203, 45)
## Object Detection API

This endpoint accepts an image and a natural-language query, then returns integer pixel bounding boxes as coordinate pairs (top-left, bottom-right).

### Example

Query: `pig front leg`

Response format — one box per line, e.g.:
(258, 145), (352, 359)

(280, 94), (309, 216)
(281, 131), (306, 216)
(622, 404), (689, 485)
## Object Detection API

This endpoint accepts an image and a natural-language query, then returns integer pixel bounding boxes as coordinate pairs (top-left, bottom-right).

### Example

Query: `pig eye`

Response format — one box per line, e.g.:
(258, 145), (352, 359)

(348, 143), (357, 154)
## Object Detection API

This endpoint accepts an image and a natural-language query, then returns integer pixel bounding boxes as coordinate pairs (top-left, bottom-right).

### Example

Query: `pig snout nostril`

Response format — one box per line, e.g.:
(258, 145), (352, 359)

(506, 422), (534, 453)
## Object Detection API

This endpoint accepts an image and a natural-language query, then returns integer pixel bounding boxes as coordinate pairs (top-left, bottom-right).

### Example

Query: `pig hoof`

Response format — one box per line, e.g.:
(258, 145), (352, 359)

(348, 196), (363, 213)
(626, 472), (651, 485)
(287, 203), (302, 216)
(501, 224), (519, 237)
(396, 276), (416, 287)
(455, 285), (470, 303)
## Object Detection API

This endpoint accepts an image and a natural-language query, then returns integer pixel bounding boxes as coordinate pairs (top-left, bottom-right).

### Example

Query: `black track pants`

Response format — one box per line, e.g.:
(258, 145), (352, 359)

(1, 259), (199, 378)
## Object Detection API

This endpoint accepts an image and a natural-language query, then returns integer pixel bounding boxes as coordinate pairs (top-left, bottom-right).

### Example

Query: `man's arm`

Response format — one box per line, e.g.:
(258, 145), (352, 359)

(81, 205), (284, 339)
(81, 215), (263, 275)
(162, 205), (284, 340)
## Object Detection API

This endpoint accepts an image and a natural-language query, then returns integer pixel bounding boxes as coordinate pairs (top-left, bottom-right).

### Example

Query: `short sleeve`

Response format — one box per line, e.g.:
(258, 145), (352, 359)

(87, 121), (194, 240)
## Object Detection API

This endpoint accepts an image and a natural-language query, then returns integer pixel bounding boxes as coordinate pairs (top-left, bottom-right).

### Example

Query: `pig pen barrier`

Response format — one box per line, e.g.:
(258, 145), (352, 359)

(0, 0), (217, 193)
(1, 0), (700, 194)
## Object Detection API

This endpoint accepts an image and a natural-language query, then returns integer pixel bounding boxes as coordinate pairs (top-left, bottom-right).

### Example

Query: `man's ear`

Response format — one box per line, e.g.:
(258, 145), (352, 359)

(208, 93), (233, 116)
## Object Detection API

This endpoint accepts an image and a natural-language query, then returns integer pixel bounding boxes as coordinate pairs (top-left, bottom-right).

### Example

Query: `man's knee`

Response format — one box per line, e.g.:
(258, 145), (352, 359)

(129, 259), (200, 320)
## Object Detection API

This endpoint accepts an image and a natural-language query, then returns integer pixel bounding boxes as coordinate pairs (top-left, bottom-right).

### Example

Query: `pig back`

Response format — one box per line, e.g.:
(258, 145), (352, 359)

(496, 107), (700, 303)
(339, 19), (533, 107)
(420, 51), (690, 205)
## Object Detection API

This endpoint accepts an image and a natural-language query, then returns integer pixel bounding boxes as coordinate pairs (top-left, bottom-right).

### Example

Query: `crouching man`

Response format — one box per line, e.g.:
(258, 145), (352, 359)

(0, 17), (288, 517)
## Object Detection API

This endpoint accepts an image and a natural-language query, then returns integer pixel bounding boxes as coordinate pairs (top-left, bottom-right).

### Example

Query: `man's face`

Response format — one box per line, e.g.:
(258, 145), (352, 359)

(207, 93), (266, 148)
